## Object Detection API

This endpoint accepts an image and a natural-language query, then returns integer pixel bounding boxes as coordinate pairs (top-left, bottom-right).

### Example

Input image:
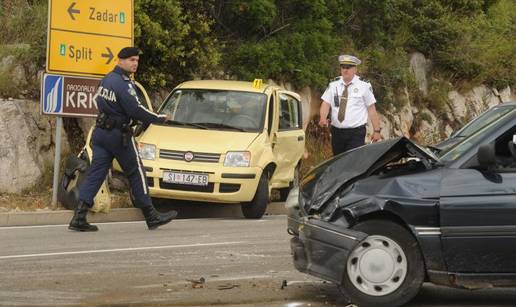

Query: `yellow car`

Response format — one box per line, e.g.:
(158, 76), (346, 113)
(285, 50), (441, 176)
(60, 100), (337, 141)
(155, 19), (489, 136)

(137, 80), (305, 218)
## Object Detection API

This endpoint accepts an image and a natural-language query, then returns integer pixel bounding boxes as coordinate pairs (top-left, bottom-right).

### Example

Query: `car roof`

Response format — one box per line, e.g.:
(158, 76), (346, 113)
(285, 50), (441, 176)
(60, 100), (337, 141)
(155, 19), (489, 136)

(175, 80), (300, 99)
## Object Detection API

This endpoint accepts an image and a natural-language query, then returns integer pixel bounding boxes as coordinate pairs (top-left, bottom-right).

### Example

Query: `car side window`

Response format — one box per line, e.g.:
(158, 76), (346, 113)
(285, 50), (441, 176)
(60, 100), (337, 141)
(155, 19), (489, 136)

(279, 94), (301, 130)
(494, 125), (516, 170)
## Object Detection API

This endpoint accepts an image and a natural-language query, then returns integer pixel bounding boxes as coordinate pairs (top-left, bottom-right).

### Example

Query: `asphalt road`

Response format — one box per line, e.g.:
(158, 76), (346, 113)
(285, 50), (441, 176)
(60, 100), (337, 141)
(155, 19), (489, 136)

(1, 215), (516, 306)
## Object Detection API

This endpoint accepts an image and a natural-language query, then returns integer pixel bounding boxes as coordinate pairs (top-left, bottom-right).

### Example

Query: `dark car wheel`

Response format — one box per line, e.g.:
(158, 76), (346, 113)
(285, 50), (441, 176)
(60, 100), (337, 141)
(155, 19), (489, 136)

(339, 220), (425, 307)
(241, 173), (269, 219)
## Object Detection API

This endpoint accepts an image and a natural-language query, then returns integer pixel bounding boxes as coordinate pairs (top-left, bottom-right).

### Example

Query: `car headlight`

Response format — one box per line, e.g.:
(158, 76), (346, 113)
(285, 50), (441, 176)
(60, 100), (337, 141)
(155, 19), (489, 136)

(224, 151), (251, 167)
(138, 143), (156, 160)
(285, 187), (299, 209)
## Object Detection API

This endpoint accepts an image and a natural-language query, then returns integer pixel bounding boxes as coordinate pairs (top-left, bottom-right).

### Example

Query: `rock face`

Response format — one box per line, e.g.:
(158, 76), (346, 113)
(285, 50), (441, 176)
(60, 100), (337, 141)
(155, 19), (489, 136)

(410, 52), (431, 96)
(0, 99), (69, 193)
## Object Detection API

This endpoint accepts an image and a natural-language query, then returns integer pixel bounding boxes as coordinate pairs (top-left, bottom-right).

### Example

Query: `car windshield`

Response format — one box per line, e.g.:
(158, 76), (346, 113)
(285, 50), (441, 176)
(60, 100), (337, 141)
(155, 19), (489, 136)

(440, 108), (516, 164)
(158, 89), (267, 132)
(453, 105), (516, 137)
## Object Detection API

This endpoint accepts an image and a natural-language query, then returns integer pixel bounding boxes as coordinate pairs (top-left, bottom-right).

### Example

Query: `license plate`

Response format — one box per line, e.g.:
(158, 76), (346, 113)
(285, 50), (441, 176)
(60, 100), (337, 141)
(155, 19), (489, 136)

(162, 171), (209, 186)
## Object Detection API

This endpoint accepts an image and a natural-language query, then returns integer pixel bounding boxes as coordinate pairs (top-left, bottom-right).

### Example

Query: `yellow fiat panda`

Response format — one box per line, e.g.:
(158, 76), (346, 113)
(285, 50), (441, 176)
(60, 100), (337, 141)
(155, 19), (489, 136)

(137, 80), (305, 218)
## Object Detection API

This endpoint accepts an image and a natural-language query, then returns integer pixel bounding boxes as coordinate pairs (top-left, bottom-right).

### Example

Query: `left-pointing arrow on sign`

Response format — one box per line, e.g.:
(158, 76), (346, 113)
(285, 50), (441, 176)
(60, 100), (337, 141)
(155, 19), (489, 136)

(101, 47), (114, 64)
(68, 2), (80, 20)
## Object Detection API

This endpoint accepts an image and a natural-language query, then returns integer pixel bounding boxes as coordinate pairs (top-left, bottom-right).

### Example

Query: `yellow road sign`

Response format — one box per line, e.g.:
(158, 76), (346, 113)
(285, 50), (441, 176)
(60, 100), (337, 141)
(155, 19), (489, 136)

(47, 0), (133, 77)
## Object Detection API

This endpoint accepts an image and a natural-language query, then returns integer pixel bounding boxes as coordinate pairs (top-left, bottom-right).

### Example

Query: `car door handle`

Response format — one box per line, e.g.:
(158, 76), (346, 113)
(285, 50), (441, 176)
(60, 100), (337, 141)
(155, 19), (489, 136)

(298, 136), (304, 141)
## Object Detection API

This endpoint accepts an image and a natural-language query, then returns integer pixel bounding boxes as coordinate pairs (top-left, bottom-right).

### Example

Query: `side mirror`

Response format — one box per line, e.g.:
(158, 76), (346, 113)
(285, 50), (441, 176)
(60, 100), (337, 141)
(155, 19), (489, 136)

(477, 143), (496, 170)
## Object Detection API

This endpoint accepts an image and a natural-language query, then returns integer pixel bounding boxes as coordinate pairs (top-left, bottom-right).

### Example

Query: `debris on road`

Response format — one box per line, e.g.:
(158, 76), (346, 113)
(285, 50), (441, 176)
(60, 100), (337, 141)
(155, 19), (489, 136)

(281, 279), (288, 289)
(186, 277), (206, 288)
(217, 283), (240, 290)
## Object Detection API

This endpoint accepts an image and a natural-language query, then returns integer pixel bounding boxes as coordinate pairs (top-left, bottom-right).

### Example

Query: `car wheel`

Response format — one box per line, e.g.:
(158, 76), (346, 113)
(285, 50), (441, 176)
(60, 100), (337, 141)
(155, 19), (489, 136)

(279, 166), (300, 201)
(241, 173), (269, 219)
(339, 220), (424, 307)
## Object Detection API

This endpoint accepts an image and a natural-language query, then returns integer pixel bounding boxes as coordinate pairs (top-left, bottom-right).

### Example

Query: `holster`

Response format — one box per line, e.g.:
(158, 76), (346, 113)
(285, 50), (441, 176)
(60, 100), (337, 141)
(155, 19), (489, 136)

(121, 123), (132, 147)
(96, 113), (117, 130)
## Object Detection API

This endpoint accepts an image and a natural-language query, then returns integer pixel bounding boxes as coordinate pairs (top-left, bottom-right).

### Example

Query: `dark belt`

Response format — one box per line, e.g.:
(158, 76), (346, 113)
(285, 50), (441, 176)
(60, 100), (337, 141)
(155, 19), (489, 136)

(331, 124), (366, 130)
(96, 113), (129, 131)
(96, 113), (132, 147)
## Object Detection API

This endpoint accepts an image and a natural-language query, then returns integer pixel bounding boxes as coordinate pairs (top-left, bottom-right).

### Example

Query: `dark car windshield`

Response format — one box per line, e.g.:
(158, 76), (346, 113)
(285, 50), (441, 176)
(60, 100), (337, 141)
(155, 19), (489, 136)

(158, 89), (267, 132)
(440, 108), (516, 164)
(454, 105), (516, 137)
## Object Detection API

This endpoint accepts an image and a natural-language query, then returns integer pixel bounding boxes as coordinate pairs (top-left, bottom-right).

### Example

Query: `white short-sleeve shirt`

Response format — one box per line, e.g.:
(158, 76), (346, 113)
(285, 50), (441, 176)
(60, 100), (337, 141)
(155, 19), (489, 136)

(321, 75), (376, 128)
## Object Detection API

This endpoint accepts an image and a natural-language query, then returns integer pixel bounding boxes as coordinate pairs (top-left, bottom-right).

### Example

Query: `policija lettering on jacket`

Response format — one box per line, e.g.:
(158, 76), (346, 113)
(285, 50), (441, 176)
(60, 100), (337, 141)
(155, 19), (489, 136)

(68, 47), (178, 232)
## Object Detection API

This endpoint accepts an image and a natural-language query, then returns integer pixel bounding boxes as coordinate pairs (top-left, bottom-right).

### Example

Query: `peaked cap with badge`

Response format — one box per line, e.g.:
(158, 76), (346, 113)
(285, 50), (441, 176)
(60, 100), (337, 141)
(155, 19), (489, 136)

(338, 54), (361, 66)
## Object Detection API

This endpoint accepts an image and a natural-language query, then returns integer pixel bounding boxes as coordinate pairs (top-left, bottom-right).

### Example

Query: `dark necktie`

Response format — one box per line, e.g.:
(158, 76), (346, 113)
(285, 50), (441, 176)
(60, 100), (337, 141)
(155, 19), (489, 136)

(338, 83), (351, 122)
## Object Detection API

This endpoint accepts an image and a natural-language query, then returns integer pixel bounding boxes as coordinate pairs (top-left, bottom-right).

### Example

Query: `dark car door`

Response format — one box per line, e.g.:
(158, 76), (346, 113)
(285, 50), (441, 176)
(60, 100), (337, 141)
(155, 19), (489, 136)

(440, 123), (516, 273)
(440, 169), (516, 273)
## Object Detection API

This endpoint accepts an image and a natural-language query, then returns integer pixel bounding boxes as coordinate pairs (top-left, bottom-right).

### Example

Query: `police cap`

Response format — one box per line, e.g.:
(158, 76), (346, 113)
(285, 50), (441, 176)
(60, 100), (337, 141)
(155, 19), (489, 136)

(338, 54), (361, 66)
(118, 47), (140, 59)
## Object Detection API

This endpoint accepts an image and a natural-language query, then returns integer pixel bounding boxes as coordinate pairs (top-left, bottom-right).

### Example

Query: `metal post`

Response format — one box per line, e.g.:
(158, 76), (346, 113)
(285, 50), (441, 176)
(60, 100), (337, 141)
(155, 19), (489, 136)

(51, 116), (63, 209)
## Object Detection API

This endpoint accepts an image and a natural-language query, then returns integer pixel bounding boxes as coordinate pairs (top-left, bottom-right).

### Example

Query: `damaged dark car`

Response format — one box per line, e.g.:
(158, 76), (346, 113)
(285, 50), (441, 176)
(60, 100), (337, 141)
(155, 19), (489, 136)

(288, 107), (516, 307)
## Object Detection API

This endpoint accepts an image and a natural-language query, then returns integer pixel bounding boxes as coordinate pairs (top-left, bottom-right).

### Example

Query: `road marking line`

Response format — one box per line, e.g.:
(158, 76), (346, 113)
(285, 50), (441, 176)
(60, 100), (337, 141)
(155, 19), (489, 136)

(0, 241), (245, 260)
(0, 218), (247, 230)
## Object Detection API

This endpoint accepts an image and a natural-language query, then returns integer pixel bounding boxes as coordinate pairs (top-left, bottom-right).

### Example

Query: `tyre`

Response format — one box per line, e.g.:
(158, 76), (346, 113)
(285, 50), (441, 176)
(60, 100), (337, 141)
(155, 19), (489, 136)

(339, 220), (424, 307)
(241, 173), (269, 219)
(279, 166), (300, 201)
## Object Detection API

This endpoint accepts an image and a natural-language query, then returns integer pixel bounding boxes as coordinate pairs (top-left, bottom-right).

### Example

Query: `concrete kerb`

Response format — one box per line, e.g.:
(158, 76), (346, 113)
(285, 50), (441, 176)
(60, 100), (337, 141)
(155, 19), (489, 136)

(0, 202), (287, 227)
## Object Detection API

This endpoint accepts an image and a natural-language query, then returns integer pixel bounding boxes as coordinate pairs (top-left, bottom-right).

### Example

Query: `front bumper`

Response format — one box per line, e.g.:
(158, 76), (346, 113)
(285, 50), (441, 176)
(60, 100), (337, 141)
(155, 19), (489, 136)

(142, 159), (262, 203)
(288, 208), (367, 284)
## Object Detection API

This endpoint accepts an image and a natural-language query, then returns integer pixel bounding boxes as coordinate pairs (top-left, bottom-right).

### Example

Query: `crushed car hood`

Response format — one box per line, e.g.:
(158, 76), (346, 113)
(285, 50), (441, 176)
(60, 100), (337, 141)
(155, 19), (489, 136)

(302, 137), (439, 212)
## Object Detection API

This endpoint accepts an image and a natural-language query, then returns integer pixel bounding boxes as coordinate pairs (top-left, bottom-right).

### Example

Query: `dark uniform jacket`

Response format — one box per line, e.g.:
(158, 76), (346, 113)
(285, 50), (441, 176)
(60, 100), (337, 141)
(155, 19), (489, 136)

(95, 66), (164, 126)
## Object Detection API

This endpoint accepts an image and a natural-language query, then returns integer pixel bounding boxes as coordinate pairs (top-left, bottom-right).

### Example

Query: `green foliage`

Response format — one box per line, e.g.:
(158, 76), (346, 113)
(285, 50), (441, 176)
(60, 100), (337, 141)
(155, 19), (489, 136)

(216, 0), (341, 90)
(0, 0), (47, 98)
(134, 0), (221, 89)
(418, 111), (434, 125)
(424, 79), (453, 116)
(222, 0), (277, 36)
(0, 0), (512, 99)
(359, 47), (416, 112)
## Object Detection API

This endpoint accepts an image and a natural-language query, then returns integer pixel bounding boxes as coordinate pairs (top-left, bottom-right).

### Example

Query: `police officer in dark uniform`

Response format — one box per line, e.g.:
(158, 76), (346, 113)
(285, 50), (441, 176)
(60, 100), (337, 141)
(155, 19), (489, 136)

(69, 47), (178, 232)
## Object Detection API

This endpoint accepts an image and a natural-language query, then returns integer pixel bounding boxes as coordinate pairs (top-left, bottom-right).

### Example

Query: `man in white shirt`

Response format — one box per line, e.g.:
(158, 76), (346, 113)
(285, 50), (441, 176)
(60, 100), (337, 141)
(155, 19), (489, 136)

(319, 54), (381, 155)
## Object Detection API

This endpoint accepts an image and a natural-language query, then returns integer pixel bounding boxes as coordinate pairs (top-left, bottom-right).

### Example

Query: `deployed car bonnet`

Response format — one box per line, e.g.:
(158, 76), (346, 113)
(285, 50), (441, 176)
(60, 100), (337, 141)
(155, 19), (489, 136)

(304, 137), (438, 212)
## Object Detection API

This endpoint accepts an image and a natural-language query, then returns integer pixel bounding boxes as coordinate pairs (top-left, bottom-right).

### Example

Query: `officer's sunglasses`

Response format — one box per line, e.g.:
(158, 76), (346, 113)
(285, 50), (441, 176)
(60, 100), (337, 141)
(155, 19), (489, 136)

(340, 64), (355, 70)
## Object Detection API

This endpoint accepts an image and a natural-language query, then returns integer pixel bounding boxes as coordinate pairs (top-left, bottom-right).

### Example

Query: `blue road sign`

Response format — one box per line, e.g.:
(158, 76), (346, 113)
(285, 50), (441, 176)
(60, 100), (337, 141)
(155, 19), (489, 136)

(42, 74), (64, 114)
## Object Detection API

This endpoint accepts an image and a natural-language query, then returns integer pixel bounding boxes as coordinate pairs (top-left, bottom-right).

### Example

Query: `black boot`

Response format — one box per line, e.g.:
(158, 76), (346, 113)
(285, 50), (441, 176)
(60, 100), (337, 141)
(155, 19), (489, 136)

(141, 206), (178, 230)
(69, 201), (98, 232)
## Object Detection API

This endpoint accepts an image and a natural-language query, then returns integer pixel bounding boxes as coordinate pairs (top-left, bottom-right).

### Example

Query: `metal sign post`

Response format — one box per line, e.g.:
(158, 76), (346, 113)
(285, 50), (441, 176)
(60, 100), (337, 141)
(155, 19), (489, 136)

(51, 117), (63, 208)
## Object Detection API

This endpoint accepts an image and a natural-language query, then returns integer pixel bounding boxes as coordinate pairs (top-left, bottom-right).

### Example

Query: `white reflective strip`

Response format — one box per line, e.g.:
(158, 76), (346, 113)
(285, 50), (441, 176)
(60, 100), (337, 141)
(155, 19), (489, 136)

(418, 231), (441, 235)
(415, 227), (440, 231)
(414, 226), (441, 236)
(138, 104), (160, 117)
(131, 137), (148, 194)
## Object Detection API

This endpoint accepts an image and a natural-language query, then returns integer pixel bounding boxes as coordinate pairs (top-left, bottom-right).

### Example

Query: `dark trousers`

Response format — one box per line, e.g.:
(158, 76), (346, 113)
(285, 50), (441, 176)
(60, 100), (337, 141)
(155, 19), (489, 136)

(79, 127), (152, 208)
(330, 125), (366, 156)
